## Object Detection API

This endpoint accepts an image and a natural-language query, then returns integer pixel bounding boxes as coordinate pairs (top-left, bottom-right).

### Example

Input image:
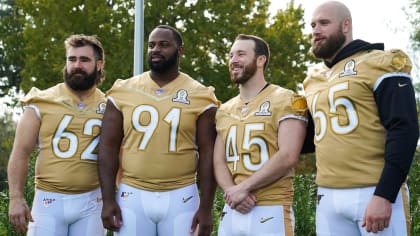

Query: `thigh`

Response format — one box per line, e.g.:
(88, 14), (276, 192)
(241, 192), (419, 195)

(27, 189), (67, 236)
(218, 204), (294, 236)
(68, 188), (105, 236)
(158, 184), (199, 236)
(316, 187), (360, 236)
(115, 184), (156, 236)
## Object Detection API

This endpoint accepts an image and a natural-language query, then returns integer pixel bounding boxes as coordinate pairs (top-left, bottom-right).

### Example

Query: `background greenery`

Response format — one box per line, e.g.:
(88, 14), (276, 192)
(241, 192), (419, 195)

(0, 0), (419, 235)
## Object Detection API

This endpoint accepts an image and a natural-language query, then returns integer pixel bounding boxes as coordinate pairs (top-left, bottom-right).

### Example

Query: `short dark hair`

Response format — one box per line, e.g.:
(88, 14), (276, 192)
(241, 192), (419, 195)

(155, 25), (184, 47)
(235, 34), (270, 70)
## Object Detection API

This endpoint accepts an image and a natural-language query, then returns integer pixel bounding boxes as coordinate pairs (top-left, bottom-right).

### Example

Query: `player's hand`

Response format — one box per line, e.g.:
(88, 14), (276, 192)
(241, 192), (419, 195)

(234, 193), (257, 214)
(9, 198), (33, 233)
(101, 200), (123, 231)
(362, 195), (392, 233)
(224, 184), (249, 209)
(190, 208), (213, 236)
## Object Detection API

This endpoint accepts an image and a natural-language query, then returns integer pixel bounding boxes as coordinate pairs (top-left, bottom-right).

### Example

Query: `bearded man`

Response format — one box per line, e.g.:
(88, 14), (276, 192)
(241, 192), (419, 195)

(8, 34), (107, 235)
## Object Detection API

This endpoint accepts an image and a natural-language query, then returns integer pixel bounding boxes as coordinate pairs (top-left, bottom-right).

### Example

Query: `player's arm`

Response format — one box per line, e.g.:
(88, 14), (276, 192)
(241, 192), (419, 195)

(8, 108), (39, 233)
(213, 133), (256, 214)
(98, 99), (124, 231)
(301, 113), (315, 154)
(213, 133), (235, 191)
(223, 118), (306, 209)
(373, 76), (418, 202)
(191, 107), (217, 236)
(362, 75), (418, 233)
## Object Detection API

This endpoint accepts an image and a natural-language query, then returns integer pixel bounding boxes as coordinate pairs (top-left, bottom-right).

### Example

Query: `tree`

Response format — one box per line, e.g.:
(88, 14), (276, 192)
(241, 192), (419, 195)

(0, 0), (311, 102)
(407, 0), (419, 50)
(0, 0), (25, 97)
(0, 112), (15, 191)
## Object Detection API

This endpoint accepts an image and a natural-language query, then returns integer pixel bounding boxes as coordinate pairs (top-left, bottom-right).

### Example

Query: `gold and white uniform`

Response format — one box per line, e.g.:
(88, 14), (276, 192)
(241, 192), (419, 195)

(304, 47), (413, 236)
(303, 49), (412, 188)
(215, 84), (308, 206)
(22, 83), (106, 194)
(107, 72), (219, 191)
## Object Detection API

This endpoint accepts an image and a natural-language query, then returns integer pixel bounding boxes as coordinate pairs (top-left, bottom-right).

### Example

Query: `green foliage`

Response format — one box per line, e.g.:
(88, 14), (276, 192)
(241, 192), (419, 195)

(0, 154), (35, 236)
(293, 174), (316, 235)
(407, 0), (420, 50)
(0, 0), (24, 97)
(0, 112), (16, 192)
(0, 0), (311, 102)
(409, 151), (420, 234)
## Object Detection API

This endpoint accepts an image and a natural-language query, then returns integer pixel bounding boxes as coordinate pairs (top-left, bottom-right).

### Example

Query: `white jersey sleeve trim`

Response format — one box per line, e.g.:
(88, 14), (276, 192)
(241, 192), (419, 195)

(24, 104), (41, 120)
(373, 72), (412, 92)
(278, 114), (308, 124)
(201, 104), (218, 115)
(106, 96), (121, 111)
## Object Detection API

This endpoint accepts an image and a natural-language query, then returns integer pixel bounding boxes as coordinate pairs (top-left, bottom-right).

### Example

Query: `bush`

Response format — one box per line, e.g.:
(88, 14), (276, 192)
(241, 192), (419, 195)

(409, 151), (420, 234)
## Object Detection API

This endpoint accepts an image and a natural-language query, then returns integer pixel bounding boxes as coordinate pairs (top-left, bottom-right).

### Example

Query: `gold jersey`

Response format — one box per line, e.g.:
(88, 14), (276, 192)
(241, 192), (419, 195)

(21, 83), (106, 194)
(215, 84), (308, 205)
(107, 72), (219, 191)
(303, 49), (412, 188)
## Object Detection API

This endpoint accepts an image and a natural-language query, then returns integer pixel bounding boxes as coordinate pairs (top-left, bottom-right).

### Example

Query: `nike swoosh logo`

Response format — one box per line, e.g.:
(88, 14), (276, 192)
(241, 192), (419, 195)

(259, 216), (274, 223)
(398, 83), (408, 87)
(182, 196), (193, 203)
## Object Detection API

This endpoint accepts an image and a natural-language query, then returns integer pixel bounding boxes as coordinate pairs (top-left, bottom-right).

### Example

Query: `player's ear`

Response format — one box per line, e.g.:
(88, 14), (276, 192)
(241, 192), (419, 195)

(257, 55), (266, 68)
(177, 45), (184, 57)
(96, 59), (104, 72)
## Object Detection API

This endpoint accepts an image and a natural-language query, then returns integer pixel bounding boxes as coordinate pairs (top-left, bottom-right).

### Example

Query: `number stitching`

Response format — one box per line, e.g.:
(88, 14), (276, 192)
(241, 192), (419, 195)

(52, 115), (102, 160)
(312, 81), (359, 141)
(225, 123), (269, 171)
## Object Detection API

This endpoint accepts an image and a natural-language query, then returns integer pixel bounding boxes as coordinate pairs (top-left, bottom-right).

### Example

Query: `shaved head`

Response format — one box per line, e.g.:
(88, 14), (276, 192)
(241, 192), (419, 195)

(314, 1), (352, 24)
(310, 1), (353, 61)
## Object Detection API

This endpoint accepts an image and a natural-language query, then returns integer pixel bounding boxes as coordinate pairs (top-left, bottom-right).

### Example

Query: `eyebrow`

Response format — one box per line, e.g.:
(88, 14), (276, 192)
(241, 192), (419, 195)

(67, 56), (92, 60)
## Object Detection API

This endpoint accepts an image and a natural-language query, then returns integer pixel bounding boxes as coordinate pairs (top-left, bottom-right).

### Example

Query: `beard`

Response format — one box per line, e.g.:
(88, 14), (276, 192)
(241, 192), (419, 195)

(311, 29), (346, 59)
(64, 66), (99, 91)
(148, 50), (179, 73)
(230, 57), (258, 85)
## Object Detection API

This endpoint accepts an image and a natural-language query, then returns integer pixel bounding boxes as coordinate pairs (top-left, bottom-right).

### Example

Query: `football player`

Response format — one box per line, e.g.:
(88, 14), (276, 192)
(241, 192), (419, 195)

(213, 34), (308, 236)
(303, 1), (418, 235)
(8, 34), (107, 235)
(98, 25), (219, 236)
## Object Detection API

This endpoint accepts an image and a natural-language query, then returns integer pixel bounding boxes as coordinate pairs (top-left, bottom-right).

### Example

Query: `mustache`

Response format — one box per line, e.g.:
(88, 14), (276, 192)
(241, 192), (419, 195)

(69, 69), (88, 76)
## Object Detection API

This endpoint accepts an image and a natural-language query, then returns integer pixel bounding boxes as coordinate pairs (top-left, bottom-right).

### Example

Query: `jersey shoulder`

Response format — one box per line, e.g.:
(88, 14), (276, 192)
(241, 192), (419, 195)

(21, 83), (68, 105)
(361, 49), (412, 74)
(265, 85), (308, 117)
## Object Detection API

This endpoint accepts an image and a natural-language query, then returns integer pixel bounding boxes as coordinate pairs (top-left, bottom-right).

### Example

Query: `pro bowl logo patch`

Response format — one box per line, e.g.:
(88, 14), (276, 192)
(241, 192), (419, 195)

(96, 102), (106, 114)
(255, 101), (272, 116)
(339, 59), (357, 77)
(172, 89), (190, 104)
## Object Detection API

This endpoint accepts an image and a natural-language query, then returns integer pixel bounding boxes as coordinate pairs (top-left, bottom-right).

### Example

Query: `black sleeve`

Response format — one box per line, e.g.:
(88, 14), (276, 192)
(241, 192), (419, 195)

(374, 76), (419, 202)
(300, 112), (315, 154)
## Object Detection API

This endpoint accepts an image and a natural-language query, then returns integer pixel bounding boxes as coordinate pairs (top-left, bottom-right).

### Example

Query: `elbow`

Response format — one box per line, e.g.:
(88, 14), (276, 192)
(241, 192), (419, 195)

(282, 153), (299, 169)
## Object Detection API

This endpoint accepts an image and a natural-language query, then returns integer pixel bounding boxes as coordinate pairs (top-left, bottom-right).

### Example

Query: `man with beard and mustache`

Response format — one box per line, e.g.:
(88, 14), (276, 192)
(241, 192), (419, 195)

(8, 34), (107, 235)
(303, 1), (418, 235)
(98, 25), (219, 236)
(213, 34), (308, 236)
